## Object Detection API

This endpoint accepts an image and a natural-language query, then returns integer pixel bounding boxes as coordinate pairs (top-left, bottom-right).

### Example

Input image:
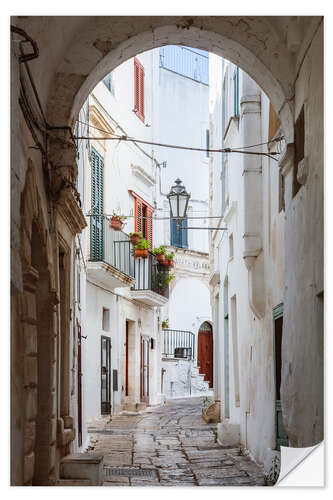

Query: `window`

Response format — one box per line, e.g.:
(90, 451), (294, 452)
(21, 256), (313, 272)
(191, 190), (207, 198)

(206, 129), (210, 158)
(134, 57), (144, 122)
(229, 233), (234, 259)
(233, 67), (239, 116)
(102, 308), (110, 331)
(293, 105), (304, 197)
(170, 217), (188, 249)
(131, 191), (154, 247)
(102, 72), (114, 94)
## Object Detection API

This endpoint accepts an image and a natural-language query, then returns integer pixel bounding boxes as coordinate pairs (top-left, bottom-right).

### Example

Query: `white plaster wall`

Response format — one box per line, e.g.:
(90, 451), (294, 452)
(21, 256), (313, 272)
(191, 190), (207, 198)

(209, 55), (287, 466)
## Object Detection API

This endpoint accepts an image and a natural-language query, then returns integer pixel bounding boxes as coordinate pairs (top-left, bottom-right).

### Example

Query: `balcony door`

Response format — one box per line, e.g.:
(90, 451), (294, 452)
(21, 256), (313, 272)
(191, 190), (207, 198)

(140, 336), (150, 403)
(101, 336), (112, 414)
(90, 147), (104, 261)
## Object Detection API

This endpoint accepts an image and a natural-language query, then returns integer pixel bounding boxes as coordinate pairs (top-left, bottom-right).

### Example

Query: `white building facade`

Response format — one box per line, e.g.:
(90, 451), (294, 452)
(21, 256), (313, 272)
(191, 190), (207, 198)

(209, 54), (287, 471)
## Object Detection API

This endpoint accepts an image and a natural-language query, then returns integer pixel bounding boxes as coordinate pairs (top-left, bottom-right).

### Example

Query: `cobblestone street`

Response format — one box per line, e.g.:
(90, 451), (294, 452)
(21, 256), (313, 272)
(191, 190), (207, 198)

(87, 397), (266, 486)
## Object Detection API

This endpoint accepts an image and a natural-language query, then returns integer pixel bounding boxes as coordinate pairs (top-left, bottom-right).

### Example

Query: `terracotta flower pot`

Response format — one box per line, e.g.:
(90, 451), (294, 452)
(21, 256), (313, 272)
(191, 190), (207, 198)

(135, 248), (148, 259)
(130, 234), (141, 246)
(156, 253), (166, 264)
(110, 217), (123, 231)
(167, 260), (174, 268)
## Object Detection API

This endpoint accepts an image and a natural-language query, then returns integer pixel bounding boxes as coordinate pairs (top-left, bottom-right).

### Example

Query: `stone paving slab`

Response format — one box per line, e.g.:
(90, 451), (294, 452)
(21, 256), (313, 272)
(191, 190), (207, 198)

(87, 397), (266, 487)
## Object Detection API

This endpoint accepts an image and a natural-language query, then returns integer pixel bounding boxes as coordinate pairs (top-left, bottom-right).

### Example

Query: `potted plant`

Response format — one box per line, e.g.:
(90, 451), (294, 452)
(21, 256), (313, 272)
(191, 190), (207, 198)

(161, 319), (169, 330)
(110, 211), (126, 231)
(165, 252), (175, 268)
(153, 245), (167, 264)
(135, 238), (150, 258)
(129, 231), (142, 246)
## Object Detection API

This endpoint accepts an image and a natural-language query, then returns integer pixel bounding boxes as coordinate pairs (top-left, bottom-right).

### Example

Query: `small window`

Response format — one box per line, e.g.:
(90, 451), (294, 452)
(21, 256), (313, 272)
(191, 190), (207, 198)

(206, 129), (210, 158)
(102, 72), (114, 94)
(102, 308), (110, 331)
(293, 105), (304, 197)
(229, 234), (234, 259)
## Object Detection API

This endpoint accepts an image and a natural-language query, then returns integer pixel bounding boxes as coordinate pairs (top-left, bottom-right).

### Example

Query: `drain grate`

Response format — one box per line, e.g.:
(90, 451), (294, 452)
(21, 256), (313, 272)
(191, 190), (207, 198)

(104, 467), (155, 478)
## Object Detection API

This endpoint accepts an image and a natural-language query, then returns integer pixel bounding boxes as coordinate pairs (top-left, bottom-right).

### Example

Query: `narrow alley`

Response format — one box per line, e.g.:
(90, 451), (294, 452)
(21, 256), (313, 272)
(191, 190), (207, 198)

(87, 397), (265, 486)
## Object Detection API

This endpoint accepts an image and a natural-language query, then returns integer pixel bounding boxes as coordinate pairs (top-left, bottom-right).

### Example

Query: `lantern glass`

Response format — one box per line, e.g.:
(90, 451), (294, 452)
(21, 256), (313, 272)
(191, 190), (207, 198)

(178, 194), (188, 219)
(167, 178), (190, 220)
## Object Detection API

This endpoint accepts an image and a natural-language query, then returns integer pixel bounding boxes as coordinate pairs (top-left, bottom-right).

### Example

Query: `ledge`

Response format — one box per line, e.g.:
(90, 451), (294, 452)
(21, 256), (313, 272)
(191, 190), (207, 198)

(87, 261), (135, 290)
(130, 289), (169, 307)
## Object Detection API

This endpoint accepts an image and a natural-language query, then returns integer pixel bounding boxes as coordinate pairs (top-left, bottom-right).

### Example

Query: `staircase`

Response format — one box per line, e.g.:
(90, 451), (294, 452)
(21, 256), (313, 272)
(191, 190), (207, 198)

(161, 358), (212, 398)
(190, 363), (212, 395)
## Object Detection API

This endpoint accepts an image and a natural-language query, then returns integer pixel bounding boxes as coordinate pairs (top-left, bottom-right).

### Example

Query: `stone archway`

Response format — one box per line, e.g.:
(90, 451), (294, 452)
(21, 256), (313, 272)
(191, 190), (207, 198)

(12, 16), (306, 142)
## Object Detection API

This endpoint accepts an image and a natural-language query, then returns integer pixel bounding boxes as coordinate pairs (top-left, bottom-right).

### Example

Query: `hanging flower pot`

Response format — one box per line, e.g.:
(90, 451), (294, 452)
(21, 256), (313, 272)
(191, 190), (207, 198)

(129, 232), (142, 246)
(110, 216), (123, 231)
(156, 253), (166, 264)
(135, 248), (148, 259)
(135, 238), (149, 258)
(165, 252), (175, 268)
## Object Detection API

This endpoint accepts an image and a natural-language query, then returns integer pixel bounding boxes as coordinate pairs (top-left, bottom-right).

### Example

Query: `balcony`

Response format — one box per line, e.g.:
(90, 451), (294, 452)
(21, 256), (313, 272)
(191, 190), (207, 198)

(87, 216), (170, 304)
(87, 216), (136, 290)
(130, 251), (169, 307)
(161, 329), (195, 360)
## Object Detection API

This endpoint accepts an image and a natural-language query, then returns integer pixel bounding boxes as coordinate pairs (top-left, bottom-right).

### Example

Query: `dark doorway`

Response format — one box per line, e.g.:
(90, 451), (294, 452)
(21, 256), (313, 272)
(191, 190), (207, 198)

(273, 304), (289, 450)
(197, 322), (213, 388)
(101, 336), (112, 414)
(140, 336), (150, 403)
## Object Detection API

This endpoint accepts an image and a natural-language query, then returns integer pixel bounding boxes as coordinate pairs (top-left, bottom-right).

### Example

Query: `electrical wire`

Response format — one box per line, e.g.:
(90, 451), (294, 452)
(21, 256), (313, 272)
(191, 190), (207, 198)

(75, 118), (283, 161)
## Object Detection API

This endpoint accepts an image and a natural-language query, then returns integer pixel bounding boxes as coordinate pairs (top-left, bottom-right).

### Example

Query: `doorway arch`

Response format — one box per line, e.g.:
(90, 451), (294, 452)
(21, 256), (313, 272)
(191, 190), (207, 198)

(197, 321), (213, 389)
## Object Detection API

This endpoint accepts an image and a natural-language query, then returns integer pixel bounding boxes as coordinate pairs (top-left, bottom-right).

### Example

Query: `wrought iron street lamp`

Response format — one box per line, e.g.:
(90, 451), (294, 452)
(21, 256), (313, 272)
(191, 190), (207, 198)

(167, 178), (190, 222)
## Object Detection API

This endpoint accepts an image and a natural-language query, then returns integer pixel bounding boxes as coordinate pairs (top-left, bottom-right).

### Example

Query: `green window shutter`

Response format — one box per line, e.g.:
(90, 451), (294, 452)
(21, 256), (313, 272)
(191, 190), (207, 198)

(90, 148), (104, 261)
(233, 67), (239, 117)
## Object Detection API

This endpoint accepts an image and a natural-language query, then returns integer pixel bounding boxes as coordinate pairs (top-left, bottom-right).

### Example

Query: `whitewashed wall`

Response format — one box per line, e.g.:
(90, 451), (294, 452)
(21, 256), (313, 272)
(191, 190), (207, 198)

(209, 54), (286, 468)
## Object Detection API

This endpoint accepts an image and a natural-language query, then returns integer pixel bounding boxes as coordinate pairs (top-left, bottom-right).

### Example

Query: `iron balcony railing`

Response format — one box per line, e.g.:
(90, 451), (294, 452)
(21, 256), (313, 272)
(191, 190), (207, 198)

(159, 46), (209, 85)
(89, 216), (135, 279)
(134, 251), (169, 299)
(162, 329), (195, 360)
(89, 216), (169, 299)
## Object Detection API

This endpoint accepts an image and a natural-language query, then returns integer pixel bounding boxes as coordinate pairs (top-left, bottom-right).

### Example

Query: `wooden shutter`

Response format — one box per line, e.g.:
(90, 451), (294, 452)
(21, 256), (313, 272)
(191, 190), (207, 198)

(135, 197), (143, 233)
(90, 148), (104, 260)
(170, 217), (187, 248)
(146, 206), (153, 248)
(134, 57), (144, 122)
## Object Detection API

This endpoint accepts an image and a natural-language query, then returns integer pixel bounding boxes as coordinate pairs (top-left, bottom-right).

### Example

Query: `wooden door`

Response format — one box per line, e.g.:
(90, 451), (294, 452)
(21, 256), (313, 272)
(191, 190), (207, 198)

(140, 336), (150, 403)
(273, 304), (289, 450)
(197, 323), (213, 388)
(77, 322), (83, 447)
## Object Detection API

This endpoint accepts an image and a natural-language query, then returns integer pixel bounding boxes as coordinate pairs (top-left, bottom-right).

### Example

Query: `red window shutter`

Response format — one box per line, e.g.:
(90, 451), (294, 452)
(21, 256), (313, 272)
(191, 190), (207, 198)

(135, 198), (143, 233)
(134, 60), (140, 113)
(146, 207), (153, 248)
(139, 65), (144, 121)
(134, 57), (144, 122)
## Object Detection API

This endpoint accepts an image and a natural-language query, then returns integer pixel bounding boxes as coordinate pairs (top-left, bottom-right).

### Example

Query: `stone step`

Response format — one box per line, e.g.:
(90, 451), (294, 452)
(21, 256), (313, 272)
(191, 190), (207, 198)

(59, 453), (104, 486)
(57, 478), (92, 486)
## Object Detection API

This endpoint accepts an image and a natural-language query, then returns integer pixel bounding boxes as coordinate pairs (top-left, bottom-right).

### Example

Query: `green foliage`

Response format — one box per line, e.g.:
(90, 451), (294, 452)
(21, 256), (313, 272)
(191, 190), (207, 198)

(111, 210), (127, 221)
(161, 319), (169, 329)
(265, 455), (281, 485)
(135, 238), (150, 250)
(129, 231), (143, 237)
(152, 272), (174, 290)
(165, 252), (175, 261)
(153, 245), (167, 256)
